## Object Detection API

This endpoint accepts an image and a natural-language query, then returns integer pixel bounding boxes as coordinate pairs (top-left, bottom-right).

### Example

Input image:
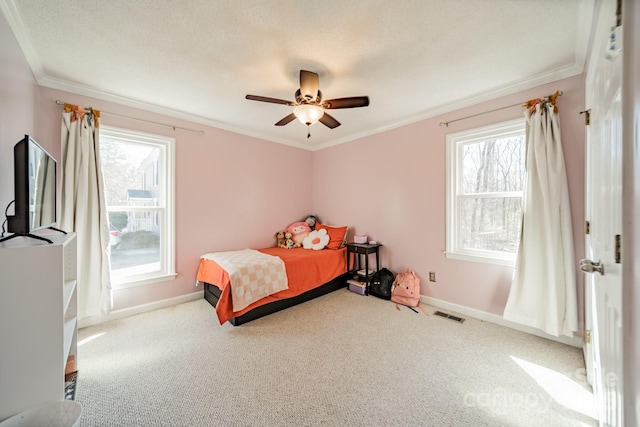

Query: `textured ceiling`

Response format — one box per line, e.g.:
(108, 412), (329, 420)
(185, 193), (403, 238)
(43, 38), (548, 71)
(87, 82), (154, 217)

(1, 0), (594, 150)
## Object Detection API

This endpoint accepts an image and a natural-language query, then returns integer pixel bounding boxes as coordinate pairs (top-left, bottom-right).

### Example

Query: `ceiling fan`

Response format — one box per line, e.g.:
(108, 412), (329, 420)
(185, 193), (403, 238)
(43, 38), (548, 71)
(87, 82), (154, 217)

(245, 70), (370, 138)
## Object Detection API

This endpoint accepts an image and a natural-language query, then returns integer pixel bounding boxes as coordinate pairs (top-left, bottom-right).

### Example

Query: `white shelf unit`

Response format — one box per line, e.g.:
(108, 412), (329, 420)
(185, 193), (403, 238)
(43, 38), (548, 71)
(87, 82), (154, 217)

(0, 232), (77, 421)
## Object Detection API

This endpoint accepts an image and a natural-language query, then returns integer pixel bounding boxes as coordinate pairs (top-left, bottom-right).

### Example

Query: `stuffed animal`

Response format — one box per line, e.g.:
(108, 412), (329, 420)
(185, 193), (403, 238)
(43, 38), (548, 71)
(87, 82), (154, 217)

(304, 215), (320, 230)
(285, 221), (311, 247)
(276, 231), (295, 249)
(284, 234), (295, 249)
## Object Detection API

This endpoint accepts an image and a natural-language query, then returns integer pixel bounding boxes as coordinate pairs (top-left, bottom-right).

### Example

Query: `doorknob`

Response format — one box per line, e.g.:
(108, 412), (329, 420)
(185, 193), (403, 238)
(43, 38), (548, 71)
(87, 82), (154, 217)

(580, 259), (604, 275)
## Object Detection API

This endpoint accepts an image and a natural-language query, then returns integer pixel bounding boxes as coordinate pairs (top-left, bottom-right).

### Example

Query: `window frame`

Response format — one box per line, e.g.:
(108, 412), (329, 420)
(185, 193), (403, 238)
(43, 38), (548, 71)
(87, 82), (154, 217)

(445, 118), (526, 266)
(100, 125), (176, 289)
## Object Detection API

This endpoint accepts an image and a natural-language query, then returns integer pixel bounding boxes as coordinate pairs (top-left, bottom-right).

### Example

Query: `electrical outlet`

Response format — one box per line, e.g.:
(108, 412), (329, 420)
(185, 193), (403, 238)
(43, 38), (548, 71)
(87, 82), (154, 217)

(429, 272), (436, 282)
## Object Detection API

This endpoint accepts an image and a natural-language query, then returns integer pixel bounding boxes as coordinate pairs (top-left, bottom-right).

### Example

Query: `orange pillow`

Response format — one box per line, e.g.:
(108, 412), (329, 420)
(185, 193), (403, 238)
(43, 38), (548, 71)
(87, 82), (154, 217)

(316, 223), (348, 249)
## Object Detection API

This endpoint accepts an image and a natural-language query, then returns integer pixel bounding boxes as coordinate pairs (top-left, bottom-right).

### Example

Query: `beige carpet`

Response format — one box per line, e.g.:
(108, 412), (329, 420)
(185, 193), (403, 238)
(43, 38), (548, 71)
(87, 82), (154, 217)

(76, 289), (597, 426)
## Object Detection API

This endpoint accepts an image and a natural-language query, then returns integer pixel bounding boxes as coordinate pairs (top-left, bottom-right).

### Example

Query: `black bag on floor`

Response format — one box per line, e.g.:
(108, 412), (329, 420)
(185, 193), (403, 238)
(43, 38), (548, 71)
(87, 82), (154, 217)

(368, 268), (395, 300)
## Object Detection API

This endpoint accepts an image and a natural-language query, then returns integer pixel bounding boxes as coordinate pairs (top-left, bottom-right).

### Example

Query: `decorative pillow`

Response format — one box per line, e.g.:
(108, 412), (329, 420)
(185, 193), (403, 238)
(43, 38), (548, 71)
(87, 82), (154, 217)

(285, 221), (311, 248)
(316, 223), (348, 249)
(303, 229), (330, 250)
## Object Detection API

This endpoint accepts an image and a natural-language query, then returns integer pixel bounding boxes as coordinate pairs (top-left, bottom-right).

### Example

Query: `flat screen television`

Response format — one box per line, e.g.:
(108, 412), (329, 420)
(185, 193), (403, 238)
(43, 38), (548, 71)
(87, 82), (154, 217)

(2, 135), (62, 243)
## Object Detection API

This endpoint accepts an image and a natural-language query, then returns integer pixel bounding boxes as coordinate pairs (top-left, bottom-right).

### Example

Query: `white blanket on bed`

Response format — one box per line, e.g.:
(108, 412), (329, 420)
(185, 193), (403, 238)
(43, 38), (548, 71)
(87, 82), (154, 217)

(201, 249), (288, 312)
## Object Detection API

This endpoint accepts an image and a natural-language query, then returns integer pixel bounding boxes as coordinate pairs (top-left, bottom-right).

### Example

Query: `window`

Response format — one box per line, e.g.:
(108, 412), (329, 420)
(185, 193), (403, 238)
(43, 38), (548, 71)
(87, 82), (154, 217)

(100, 126), (175, 288)
(446, 119), (526, 265)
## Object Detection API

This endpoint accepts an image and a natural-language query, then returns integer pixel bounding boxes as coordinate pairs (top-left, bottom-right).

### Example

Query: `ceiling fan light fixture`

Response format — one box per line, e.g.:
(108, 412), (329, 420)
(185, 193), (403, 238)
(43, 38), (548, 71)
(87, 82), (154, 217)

(294, 104), (324, 126)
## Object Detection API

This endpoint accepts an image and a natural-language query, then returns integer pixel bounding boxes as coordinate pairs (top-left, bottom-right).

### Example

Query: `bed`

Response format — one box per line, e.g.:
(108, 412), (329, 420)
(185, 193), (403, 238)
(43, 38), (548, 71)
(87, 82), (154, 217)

(197, 246), (348, 325)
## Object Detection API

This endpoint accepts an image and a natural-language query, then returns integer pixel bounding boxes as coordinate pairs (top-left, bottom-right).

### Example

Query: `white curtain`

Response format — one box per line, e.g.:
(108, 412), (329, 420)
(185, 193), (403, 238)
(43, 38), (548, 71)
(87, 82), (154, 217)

(503, 99), (578, 337)
(60, 105), (112, 320)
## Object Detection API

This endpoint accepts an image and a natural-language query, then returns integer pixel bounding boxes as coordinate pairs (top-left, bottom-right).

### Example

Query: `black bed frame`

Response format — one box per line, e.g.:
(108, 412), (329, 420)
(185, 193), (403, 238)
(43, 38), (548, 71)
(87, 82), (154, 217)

(203, 272), (349, 326)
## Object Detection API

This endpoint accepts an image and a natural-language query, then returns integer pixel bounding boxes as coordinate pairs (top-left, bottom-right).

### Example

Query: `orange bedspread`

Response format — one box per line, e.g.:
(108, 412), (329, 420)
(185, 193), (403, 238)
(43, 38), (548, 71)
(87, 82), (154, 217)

(197, 247), (347, 324)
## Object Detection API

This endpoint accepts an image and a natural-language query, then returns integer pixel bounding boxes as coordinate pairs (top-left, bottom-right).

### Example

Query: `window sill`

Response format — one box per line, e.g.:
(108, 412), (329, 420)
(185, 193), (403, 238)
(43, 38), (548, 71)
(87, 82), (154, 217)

(445, 251), (516, 267)
(111, 272), (177, 290)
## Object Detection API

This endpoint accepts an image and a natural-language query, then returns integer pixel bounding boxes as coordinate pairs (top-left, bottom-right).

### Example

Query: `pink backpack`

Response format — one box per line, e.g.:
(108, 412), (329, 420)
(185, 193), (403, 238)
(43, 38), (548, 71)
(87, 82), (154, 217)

(391, 269), (420, 307)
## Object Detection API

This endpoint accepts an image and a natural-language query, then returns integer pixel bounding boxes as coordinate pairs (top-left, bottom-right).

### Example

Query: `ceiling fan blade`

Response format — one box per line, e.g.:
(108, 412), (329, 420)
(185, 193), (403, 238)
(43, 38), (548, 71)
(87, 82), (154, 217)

(299, 70), (319, 100)
(322, 96), (370, 109)
(246, 94), (295, 106)
(319, 112), (341, 129)
(274, 113), (297, 126)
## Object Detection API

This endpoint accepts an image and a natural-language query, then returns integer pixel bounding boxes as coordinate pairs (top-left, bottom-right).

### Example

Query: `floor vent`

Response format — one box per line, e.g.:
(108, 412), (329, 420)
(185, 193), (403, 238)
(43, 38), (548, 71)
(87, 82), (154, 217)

(434, 311), (465, 323)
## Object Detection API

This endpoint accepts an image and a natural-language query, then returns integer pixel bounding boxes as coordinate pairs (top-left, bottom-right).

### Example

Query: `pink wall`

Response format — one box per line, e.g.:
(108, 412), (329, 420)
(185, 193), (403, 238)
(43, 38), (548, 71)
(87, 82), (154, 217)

(0, 13), (39, 211)
(312, 74), (586, 330)
(34, 87), (313, 310)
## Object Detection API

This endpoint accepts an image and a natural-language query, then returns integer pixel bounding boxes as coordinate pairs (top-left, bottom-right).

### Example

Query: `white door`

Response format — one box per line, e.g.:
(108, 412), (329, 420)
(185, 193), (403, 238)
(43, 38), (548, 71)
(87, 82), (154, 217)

(583, 0), (623, 425)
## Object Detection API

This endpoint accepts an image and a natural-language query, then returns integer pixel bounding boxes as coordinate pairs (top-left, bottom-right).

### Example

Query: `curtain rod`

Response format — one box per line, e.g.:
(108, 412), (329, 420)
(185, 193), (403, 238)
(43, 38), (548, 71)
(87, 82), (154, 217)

(55, 100), (205, 134)
(438, 90), (563, 127)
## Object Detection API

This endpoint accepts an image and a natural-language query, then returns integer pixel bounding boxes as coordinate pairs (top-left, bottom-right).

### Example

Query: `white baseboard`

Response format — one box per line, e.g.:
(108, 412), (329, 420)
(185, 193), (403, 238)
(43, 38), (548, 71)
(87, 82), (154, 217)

(78, 290), (204, 329)
(420, 295), (582, 348)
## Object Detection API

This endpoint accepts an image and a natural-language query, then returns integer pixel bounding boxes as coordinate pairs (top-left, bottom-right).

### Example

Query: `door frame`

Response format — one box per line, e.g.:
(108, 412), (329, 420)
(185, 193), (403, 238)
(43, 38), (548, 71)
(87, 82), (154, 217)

(622, 1), (640, 425)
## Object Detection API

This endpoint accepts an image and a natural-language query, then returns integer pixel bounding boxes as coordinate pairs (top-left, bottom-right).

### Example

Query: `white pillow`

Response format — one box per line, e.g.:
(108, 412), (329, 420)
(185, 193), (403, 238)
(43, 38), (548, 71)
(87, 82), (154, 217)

(302, 229), (330, 250)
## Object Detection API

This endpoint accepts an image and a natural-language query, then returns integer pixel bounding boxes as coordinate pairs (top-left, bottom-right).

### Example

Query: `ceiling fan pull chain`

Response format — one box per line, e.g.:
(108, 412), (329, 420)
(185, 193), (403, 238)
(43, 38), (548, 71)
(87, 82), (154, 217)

(307, 125), (311, 139)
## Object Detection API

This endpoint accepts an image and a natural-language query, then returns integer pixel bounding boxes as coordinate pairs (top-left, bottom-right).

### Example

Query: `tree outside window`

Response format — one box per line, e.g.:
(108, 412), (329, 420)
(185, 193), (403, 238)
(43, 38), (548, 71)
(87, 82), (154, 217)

(446, 119), (526, 265)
